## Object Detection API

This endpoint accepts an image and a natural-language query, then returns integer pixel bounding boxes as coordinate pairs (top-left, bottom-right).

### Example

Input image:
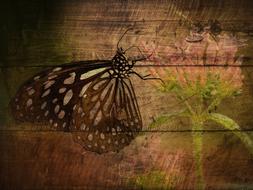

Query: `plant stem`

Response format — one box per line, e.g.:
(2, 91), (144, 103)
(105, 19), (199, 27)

(192, 118), (205, 190)
(176, 92), (195, 115)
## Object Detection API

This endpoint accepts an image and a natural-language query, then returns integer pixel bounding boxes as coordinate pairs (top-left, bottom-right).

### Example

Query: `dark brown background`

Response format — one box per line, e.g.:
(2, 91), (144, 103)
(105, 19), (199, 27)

(1, 0), (253, 189)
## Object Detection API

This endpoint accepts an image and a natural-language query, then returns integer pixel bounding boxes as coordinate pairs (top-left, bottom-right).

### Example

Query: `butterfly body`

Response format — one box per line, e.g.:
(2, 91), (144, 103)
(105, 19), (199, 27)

(111, 49), (134, 78)
(11, 50), (143, 154)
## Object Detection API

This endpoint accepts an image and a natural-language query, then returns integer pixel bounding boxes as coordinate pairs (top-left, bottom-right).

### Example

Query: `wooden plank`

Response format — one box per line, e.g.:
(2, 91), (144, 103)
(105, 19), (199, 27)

(4, 21), (253, 65)
(0, 131), (253, 189)
(2, 0), (253, 67)
(2, 65), (252, 121)
(1, 0), (253, 189)
(1, 66), (253, 130)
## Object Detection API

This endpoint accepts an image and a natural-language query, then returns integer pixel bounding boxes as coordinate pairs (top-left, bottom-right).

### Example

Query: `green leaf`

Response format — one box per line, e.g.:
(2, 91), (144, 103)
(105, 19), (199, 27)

(127, 170), (175, 189)
(149, 115), (172, 129)
(149, 110), (189, 129)
(208, 113), (253, 155)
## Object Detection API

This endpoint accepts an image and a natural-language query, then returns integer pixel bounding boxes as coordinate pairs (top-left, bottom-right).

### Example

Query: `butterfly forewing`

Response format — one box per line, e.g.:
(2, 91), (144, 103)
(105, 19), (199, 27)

(11, 61), (111, 130)
(71, 75), (142, 153)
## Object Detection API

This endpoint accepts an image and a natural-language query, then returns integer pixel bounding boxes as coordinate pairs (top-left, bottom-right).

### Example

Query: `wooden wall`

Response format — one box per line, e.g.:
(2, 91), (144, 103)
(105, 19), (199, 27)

(1, 0), (253, 189)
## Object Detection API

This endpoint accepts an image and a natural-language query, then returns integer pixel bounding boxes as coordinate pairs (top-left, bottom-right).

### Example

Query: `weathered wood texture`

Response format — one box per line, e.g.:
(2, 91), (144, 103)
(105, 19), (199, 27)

(1, 131), (253, 189)
(1, 0), (253, 189)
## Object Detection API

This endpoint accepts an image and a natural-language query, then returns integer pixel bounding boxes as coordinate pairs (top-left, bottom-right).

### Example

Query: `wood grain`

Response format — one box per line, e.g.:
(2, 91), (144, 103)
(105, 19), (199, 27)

(1, 131), (253, 190)
(1, 0), (253, 189)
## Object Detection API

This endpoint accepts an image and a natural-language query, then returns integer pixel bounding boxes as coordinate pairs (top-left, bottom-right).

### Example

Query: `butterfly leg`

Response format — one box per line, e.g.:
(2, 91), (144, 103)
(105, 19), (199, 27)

(130, 71), (165, 84)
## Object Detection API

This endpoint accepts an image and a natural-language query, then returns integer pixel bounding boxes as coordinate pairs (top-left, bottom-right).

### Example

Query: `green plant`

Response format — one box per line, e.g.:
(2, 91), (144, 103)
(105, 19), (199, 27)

(127, 170), (180, 190)
(143, 33), (252, 189)
(151, 71), (253, 189)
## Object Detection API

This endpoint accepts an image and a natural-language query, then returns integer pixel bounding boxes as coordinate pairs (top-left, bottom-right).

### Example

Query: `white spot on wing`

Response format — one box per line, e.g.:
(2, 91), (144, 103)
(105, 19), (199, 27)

(44, 110), (49, 117)
(103, 81), (115, 111)
(28, 89), (35, 96)
(117, 126), (121, 132)
(48, 75), (57, 80)
(59, 88), (66, 93)
(90, 101), (100, 119)
(100, 83), (112, 100)
(93, 80), (107, 90)
(34, 76), (40, 80)
(94, 111), (102, 126)
(26, 99), (33, 107)
(80, 68), (106, 80)
(41, 89), (50, 97)
(41, 102), (47, 110)
(64, 72), (76, 84)
(80, 123), (86, 130)
(112, 128), (116, 136)
(100, 133), (105, 140)
(101, 72), (110, 78)
(78, 107), (83, 114)
(53, 67), (62, 72)
(54, 105), (60, 113)
(44, 80), (55, 89)
(63, 89), (73, 105)
(91, 95), (99, 102)
(79, 83), (91, 97)
(88, 134), (93, 141)
(58, 110), (65, 119)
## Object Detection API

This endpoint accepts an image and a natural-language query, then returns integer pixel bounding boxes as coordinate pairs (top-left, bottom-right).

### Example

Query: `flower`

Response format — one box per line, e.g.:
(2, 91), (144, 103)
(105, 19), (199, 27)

(141, 33), (245, 93)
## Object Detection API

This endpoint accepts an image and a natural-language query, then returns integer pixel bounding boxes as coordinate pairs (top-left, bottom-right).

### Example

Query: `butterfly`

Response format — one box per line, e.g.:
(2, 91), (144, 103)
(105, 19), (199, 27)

(10, 29), (160, 154)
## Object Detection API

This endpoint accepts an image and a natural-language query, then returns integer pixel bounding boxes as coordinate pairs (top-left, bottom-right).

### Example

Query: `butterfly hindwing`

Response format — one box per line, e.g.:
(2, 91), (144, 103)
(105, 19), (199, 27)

(71, 74), (142, 153)
(11, 61), (111, 130)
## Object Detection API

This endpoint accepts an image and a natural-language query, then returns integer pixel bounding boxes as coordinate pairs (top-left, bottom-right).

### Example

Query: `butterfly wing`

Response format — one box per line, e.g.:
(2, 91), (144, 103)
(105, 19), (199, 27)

(11, 60), (142, 153)
(71, 75), (142, 153)
(11, 60), (111, 130)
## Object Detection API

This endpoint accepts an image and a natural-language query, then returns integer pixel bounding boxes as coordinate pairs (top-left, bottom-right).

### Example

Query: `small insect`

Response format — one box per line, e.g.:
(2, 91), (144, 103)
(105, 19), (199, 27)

(10, 28), (160, 154)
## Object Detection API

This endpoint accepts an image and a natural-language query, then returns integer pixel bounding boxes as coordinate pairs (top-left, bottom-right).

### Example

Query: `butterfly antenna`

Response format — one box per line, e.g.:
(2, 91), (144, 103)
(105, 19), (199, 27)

(124, 45), (141, 53)
(125, 45), (150, 62)
(142, 28), (160, 62)
(117, 27), (134, 50)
